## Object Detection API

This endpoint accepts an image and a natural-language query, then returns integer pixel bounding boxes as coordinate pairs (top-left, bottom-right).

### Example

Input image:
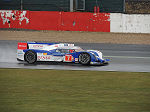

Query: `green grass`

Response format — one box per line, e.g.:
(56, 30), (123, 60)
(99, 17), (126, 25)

(0, 69), (150, 112)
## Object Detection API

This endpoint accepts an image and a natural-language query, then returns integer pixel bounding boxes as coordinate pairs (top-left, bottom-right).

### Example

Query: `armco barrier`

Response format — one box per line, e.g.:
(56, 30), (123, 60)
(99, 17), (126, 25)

(0, 10), (110, 32)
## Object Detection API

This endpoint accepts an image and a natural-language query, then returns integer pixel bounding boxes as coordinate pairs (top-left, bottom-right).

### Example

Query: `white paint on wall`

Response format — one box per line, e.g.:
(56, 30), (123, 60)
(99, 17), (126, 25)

(0, 10), (14, 25)
(110, 13), (123, 33)
(19, 11), (29, 25)
(0, 10), (29, 26)
(110, 13), (150, 33)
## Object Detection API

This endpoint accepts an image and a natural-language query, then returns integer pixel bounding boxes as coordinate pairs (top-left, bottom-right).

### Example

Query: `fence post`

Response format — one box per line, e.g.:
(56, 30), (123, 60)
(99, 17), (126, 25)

(21, 0), (23, 10)
(123, 0), (125, 13)
(94, 6), (97, 13)
(70, 0), (74, 12)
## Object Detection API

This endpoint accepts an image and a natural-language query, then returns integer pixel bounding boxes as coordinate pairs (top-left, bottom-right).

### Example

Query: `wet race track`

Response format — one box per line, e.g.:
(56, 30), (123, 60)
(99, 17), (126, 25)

(0, 40), (150, 72)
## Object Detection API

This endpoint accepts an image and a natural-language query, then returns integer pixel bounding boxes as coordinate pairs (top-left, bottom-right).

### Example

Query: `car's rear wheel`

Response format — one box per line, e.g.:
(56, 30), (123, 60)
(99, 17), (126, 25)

(24, 50), (37, 64)
(79, 53), (91, 65)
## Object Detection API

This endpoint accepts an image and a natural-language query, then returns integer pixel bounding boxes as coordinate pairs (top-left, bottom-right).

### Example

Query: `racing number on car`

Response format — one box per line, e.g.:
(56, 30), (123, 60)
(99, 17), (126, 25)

(65, 55), (73, 62)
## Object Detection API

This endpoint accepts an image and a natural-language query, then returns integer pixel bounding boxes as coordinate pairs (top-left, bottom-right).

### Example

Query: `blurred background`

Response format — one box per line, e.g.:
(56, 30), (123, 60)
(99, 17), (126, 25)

(0, 0), (150, 13)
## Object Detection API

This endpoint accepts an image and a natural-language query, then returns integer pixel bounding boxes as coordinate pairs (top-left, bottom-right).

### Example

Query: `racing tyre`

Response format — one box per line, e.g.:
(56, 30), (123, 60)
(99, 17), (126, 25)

(79, 53), (91, 65)
(24, 50), (37, 64)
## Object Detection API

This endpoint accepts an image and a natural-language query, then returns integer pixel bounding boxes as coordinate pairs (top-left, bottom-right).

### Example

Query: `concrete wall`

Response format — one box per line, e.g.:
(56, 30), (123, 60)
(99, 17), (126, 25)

(0, 10), (150, 33)
(110, 13), (150, 33)
(0, 10), (110, 32)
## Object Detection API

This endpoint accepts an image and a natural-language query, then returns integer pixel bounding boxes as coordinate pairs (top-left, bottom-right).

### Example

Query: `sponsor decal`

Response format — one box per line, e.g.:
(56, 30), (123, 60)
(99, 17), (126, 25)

(69, 49), (75, 53)
(75, 58), (78, 61)
(37, 56), (50, 60)
(68, 44), (74, 47)
(33, 45), (43, 48)
(52, 56), (62, 61)
(18, 43), (27, 50)
(55, 45), (58, 47)
(18, 52), (23, 55)
(43, 53), (47, 55)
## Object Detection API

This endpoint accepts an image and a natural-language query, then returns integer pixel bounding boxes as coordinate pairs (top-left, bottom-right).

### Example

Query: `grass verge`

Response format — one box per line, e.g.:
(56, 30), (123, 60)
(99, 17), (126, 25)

(0, 68), (150, 112)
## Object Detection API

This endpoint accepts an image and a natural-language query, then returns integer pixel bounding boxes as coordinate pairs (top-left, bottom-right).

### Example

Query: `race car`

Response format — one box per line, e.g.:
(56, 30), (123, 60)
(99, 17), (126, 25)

(17, 42), (109, 65)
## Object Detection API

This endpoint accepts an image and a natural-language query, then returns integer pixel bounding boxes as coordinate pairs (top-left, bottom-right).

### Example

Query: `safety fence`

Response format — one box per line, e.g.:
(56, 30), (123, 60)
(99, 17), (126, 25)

(0, 0), (124, 13)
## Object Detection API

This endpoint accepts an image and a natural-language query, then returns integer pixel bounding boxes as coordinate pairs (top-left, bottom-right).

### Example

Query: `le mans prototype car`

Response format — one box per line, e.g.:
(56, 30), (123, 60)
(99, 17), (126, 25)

(17, 42), (109, 65)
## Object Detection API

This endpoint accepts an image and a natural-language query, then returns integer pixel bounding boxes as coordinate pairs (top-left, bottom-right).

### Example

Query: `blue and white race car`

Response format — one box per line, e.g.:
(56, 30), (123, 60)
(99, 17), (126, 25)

(17, 42), (109, 65)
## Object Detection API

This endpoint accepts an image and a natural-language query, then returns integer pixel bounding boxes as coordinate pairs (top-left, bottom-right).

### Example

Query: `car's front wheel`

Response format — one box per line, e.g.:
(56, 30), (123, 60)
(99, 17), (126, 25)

(24, 50), (37, 64)
(79, 53), (91, 65)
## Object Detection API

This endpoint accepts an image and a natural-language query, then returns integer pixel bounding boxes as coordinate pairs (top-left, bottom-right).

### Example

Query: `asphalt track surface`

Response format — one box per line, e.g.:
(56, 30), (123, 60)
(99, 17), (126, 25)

(0, 40), (150, 72)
